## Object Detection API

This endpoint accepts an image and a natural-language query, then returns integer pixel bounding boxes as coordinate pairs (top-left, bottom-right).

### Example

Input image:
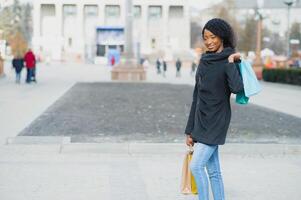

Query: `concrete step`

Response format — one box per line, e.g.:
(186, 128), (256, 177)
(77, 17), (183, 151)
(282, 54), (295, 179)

(4, 136), (301, 155)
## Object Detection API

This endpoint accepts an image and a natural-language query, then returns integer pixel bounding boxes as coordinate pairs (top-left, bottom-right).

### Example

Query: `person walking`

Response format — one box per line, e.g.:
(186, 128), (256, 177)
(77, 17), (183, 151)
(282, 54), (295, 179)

(184, 18), (243, 200)
(111, 56), (115, 66)
(24, 49), (36, 83)
(191, 60), (197, 76)
(162, 60), (167, 77)
(176, 58), (182, 77)
(0, 53), (4, 77)
(156, 58), (161, 74)
(12, 53), (24, 84)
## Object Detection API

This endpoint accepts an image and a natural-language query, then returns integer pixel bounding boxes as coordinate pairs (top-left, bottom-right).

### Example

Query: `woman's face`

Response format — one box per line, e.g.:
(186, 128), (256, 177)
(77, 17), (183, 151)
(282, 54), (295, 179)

(203, 29), (223, 53)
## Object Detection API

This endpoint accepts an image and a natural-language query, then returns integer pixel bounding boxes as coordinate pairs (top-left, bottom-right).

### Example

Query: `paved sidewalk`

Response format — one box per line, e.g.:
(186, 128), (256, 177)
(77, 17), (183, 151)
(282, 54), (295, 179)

(0, 143), (301, 200)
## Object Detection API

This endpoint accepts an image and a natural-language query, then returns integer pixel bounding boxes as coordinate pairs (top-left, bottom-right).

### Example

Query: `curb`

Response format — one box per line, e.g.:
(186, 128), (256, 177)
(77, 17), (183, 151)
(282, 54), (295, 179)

(5, 136), (301, 155)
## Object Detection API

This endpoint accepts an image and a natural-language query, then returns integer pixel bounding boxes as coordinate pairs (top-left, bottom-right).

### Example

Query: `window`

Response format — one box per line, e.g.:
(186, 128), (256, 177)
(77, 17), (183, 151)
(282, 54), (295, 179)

(63, 4), (77, 17)
(108, 45), (117, 49)
(97, 45), (106, 56)
(68, 37), (72, 47)
(41, 4), (56, 36)
(169, 6), (184, 18)
(105, 5), (120, 18)
(134, 5), (141, 18)
(41, 4), (55, 16)
(148, 6), (162, 20)
(151, 38), (156, 49)
(84, 5), (98, 17)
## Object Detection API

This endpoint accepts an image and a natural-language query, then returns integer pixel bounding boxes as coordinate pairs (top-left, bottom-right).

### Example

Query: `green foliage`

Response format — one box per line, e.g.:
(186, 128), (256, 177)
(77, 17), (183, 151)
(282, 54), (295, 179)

(290, 22), (301, 49)
(238, 16), (257, 53)
(0, 0), (32, 55)
(263, 68), (301, 85)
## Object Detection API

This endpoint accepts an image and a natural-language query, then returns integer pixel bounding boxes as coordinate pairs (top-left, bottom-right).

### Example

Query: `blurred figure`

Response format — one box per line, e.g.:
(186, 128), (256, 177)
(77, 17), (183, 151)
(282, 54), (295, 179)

(156, 58), (161, 74)
(191, 60), (197, 76)
(0, 53), (4, 77)
(111, 56), (115, 66)
(24, 49), (36, 83)
(162, 60), (167, 77)
(12, 53), (24, 84)
(142, 58), (150, 69)
(176, 58), (182, 77)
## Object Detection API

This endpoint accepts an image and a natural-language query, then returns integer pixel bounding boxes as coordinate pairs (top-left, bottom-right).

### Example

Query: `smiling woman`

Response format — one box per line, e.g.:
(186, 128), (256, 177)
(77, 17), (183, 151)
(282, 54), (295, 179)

(184, 18), (244, 200)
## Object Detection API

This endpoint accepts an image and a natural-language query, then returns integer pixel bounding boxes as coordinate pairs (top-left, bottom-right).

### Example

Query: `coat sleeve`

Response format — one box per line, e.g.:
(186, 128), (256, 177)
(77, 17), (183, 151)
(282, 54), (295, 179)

(184, 66), (199, 135)
(225, 62), (244, 94)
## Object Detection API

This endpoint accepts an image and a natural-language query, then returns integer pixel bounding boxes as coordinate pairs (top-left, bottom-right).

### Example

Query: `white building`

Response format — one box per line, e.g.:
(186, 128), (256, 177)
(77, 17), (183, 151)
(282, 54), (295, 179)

(32, 0), (191, 62)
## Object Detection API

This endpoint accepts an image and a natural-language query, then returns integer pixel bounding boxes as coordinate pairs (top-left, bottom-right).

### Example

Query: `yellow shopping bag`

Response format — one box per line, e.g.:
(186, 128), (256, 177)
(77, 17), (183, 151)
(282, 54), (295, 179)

(180, 149), (198, 195)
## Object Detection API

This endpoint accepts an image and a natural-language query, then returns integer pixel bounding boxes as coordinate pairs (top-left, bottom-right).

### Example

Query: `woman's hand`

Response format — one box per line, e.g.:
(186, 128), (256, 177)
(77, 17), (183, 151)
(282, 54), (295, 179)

(186, 135), (194, 147)
(228, 52), (241, 63)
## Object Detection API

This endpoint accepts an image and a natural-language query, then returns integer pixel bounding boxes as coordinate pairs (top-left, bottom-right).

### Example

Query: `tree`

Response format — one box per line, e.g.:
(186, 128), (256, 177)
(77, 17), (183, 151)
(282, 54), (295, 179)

(290, 22), (301, 49)
(237, 16), (257, 53)
(209, 0), (242, 49)
(190, 22), (203, 48)
(20, 3), (32, 43)
(267, 33), (286, 55)
(0, 0), (32, 55)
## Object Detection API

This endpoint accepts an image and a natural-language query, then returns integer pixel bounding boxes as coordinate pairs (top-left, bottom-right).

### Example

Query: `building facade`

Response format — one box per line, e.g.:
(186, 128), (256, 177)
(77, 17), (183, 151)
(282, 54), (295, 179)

(32, 0), (190, 62)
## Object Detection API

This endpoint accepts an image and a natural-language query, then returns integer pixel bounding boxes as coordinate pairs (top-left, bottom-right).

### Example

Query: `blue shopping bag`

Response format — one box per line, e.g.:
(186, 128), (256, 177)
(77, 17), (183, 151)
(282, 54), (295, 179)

(236, 60), (262, 104)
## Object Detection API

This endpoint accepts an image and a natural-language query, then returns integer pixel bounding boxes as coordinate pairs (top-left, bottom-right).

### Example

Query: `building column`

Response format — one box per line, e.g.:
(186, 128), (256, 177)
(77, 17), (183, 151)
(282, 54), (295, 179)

(32, 2), (41, 52)
(98, 2), (105, 25)
(141, 4), (149, 53)
(162, 5), (169, 55)
(77, 3), (84, 60)
(55, 3), (63, 60)
(184, 4), (190, 50)
(56, 3), (62, 38)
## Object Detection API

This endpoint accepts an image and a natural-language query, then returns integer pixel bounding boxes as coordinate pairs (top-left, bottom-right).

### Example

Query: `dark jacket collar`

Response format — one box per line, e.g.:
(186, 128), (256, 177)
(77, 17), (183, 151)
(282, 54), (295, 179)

(201, 47), (235, 63)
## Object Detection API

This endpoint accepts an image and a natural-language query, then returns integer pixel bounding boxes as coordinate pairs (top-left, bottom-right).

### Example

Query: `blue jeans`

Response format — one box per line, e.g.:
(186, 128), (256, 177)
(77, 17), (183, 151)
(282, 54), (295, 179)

(190, 143), (225, 200)
(26, 68), (33, 83)
(16, 73), (21, 83)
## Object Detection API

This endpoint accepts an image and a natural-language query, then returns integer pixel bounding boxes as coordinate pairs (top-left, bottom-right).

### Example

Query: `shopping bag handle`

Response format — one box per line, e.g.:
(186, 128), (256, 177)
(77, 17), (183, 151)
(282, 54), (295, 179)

(188, 145), (194, 154)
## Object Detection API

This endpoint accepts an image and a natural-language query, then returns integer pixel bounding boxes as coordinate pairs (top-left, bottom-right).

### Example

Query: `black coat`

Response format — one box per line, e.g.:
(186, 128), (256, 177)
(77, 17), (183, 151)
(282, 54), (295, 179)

(185, 48), (244, 145)
(12, 58), (24, 73)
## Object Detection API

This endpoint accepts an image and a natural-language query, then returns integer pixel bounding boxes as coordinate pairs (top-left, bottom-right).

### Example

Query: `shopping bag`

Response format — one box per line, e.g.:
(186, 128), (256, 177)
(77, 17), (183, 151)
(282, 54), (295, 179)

(235, 60), (261, 105)
(239, 60), (262, 97)
(181, 149), (198, 195)
(235, 90), (249, 104)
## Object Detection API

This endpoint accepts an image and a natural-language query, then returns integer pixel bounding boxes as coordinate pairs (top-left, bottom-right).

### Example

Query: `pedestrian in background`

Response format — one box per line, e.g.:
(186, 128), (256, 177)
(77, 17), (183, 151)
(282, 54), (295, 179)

(12, 53), (24, 84)
(156, 58), (161, 74)
(191, 60), (197, 76)
(163, 60), (167, 77)
(185, 18), (243, 200)
(0, 53), (4, 77)
(176, 58), (182, 77)
(24, 49), (36, 83)
(111, 56), (115, 66)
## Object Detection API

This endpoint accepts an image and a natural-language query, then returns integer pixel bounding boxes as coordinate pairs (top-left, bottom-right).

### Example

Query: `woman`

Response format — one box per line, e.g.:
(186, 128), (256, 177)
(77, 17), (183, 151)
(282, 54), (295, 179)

(12, 53), (24, 84)
(185, 18), (244, 200)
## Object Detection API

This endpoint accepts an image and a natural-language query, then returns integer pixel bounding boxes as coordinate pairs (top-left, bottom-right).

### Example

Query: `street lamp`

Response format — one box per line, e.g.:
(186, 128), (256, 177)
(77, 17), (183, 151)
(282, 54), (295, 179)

(125, 0), (134, 61)
(284, 0), (294, 58)
(253, 0), (265, 79)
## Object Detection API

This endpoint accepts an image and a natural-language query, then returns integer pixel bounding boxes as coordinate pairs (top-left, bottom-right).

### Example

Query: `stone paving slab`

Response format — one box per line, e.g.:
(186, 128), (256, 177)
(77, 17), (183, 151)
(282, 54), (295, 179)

(2, 142), (301, 156)
(0, 143), (300, 200)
